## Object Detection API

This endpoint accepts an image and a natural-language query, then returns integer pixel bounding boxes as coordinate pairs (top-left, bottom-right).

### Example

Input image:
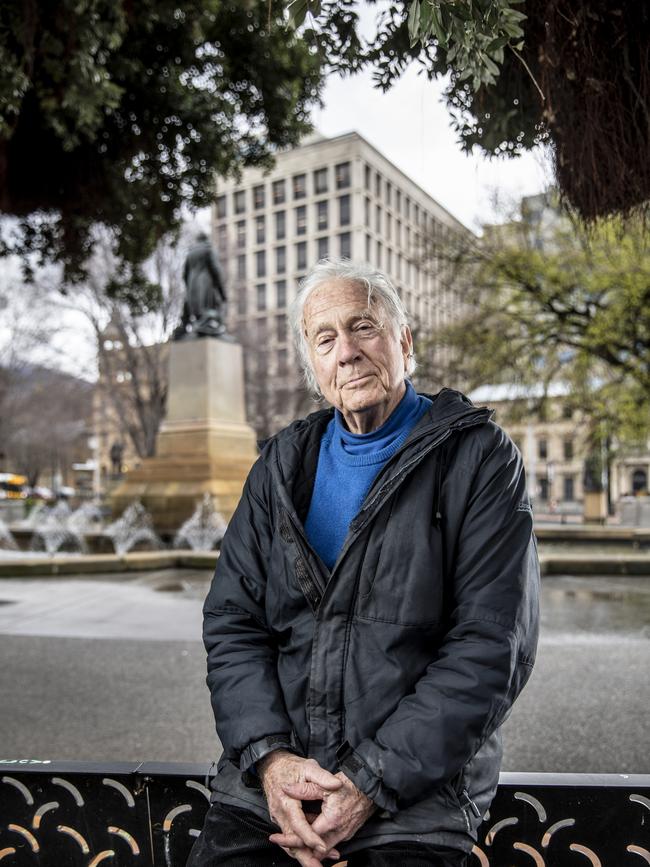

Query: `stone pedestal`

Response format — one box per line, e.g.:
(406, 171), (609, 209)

(110, 338), (258, 533)
(583, 491), (608, 524)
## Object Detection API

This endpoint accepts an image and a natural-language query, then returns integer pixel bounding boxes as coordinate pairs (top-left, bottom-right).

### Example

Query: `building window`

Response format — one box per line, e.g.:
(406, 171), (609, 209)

(276, 279), (287, 308)
(272, 179), (286, 205)
(316, 200), (328, 231)
(255, 215), (265, 245)
(562, 403), (573, 420)
(405, 196), (411, 220)
(387, 248), (393, 273)
(217, 224), (227, 250)
(364, 197), (371, 228)
(376, 240), (382, 267)
(338, 195), (351, 227)
(317, 236), (328, 259)
(375, 172), (381, 198)
(253, 184), (265, 210)
(276, 313), (288, 343)
(277, 348), (288, 375)
(365, 164), (371, 190)
(539, 478), (549, 501)
(256, 283), (266, 311)
(295, 205), (307, 236)
(314, 167), (328, 194)
(365, 233), (371, 261)
(563, 475), (575, 501)
(564, 438), (574, 460)
(386, 213), (392, 240)
(296, 241), (307, 270)
(293, 173), (306, 199)
(375, 204), (381, 233)
(276, 246), (286, 274)
(235, 220), (246, 248)
(396, 189), (401, 213)
(237, 288), (247, 315)
(386, 181), (392, 207)
(234, 190), (245, 214)
(255, 250), (266, 278)
(538, 438), (548, 460)
(236, 254), (246, 280)
(335, 161), (351, 189)
(216, 195), (227, 219)
(414, 203), (420, 225)
(339, 232), (351, 259)
(275, 210), (286, 241)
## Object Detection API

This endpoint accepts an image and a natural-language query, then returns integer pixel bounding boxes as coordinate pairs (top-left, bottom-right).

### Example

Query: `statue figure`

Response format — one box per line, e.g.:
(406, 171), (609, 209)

(109, 441), (124, 476)
(173, 233), (228, 339)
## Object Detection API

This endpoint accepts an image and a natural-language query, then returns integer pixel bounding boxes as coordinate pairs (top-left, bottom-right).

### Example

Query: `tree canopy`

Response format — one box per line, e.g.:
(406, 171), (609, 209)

(287, 1), (650, 220)
(0, 1), (322, 279)
(420, 198), (650, 449)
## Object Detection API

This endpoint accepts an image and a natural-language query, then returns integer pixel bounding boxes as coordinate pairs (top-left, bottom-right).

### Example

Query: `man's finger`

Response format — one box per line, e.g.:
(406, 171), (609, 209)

(273, 836), (340, 862)
(304, 762), (343, 791)
(282, 780), (334, 800)
(283, 801), (330, 855)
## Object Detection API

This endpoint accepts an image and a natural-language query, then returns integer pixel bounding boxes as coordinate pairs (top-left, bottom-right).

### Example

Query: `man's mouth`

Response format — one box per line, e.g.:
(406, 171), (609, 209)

(343, 374), (373, 387)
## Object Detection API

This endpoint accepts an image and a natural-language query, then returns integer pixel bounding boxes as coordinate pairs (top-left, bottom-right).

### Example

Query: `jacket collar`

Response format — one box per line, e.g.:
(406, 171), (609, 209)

(260, 388), (493, 519)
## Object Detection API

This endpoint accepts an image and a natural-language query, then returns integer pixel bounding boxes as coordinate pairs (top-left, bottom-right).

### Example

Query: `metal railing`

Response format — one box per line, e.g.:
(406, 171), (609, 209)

(1, 761), (649, 865)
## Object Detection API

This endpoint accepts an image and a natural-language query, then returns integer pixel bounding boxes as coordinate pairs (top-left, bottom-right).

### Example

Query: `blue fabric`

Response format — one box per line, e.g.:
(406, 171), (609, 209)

(304, 381), (432, 571)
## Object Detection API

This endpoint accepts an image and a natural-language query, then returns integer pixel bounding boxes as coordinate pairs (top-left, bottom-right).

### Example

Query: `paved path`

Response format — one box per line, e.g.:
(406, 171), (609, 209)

(0, 572), (648, 773)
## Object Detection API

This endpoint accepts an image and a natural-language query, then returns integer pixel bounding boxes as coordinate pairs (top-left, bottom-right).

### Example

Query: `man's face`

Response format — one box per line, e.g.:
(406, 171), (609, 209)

(303, 280), (412, 427)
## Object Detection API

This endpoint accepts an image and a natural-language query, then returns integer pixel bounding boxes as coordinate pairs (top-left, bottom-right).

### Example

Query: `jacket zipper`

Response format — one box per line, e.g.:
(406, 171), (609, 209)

(275, 410), (491, 613)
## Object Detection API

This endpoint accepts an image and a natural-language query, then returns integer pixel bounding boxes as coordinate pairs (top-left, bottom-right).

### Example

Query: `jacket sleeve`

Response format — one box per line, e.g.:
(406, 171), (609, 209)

(339, 425), (540, 812)
(203, 456), (299, 771)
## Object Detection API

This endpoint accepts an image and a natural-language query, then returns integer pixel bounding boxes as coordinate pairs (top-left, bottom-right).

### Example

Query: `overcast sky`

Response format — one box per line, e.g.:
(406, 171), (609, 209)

(313, 64), (553, 232)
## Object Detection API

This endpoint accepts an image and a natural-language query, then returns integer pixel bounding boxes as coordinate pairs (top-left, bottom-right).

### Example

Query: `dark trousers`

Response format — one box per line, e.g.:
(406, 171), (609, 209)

(186, 801), (469, 867)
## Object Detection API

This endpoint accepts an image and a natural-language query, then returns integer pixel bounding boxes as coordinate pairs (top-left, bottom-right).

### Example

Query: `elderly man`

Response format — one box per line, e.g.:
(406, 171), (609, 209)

(188, 259), (539, 867)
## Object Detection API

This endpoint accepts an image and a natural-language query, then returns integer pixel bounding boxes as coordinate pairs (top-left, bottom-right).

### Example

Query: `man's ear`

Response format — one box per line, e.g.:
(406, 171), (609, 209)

(401, 325), (413, 361)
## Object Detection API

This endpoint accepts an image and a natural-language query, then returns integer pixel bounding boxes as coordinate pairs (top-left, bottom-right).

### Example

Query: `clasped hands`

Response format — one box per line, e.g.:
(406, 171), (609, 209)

(258, 750), (376, 866)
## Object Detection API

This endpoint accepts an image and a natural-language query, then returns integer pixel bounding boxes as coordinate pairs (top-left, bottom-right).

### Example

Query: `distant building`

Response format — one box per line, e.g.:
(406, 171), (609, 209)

(470, 382), (650, 515)
(213, 131), (472, 436)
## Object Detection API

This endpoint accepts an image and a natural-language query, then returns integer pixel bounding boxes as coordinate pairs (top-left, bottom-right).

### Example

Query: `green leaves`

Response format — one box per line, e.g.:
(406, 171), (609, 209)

(0, 0), (324, 281)
(402, 0), (527, 91)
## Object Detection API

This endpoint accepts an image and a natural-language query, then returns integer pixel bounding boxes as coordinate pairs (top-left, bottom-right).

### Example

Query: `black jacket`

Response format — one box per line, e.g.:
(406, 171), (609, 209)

(203, 388), (540, 853)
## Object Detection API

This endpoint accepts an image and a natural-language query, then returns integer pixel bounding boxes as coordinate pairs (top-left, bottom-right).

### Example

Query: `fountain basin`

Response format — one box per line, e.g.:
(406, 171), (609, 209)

(0, 550), (218, 577)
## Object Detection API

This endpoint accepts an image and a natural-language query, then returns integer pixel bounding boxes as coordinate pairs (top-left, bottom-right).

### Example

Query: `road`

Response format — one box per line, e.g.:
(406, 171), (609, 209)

(0, 570), (648, 773)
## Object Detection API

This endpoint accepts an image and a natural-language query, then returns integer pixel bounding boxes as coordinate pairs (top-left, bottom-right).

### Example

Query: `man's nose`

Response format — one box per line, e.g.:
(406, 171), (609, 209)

(337, 332), (362, 365)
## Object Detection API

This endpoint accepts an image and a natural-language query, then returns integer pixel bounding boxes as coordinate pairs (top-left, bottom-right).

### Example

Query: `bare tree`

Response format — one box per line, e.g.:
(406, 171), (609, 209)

(55, 228), (188, 459)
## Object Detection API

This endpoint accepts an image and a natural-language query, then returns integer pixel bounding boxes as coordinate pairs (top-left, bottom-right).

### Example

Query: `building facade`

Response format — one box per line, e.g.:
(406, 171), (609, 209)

(213, 131), (470, 436)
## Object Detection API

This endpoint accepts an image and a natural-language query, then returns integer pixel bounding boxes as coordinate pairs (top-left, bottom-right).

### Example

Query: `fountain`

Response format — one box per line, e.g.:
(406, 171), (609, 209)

(67, 501), (103, 534)
(29, 501), (86, 555)
(0, 517), (18, 551)
(104, 501), (162, 555)
(16, 500), (47, 529)
(173, 494), (227, 551)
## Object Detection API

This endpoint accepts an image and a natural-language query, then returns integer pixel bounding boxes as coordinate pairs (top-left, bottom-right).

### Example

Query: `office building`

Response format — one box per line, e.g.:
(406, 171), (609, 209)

(213, 131), (471, 436)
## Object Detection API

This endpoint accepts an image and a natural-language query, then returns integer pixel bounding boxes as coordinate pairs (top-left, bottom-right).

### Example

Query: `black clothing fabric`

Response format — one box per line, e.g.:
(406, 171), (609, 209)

(202, 387), (540, 854)
(186, 802), (469, 867)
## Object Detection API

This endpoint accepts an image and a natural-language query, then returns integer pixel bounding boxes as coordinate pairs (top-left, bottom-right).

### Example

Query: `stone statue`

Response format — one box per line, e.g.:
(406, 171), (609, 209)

(173, 233), (228, 339)
(109, 441), (124, 476)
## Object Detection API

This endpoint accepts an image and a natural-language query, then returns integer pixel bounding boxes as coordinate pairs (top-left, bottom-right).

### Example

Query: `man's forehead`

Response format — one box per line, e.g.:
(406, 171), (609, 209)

(303, 281), (383, 326)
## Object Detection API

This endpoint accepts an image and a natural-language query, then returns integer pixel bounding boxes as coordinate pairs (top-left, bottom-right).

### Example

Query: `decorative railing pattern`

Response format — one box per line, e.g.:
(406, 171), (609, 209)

(1, 762), (648, 866)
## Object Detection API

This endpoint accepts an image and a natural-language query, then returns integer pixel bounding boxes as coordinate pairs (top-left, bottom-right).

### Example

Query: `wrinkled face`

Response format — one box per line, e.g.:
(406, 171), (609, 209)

(303, 280), (412, 422)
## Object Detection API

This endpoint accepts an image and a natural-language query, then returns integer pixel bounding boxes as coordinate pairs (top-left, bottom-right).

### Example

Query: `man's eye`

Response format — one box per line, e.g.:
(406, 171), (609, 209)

(316, 337), (334, 353)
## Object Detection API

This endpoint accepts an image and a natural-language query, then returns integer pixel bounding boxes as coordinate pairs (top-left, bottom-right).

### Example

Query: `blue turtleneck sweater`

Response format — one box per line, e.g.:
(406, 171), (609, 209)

(304, 381), (432, 571)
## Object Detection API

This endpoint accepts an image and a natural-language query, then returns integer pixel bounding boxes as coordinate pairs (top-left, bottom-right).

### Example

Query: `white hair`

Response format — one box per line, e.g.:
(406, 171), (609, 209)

(290, 258), (416, 395)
